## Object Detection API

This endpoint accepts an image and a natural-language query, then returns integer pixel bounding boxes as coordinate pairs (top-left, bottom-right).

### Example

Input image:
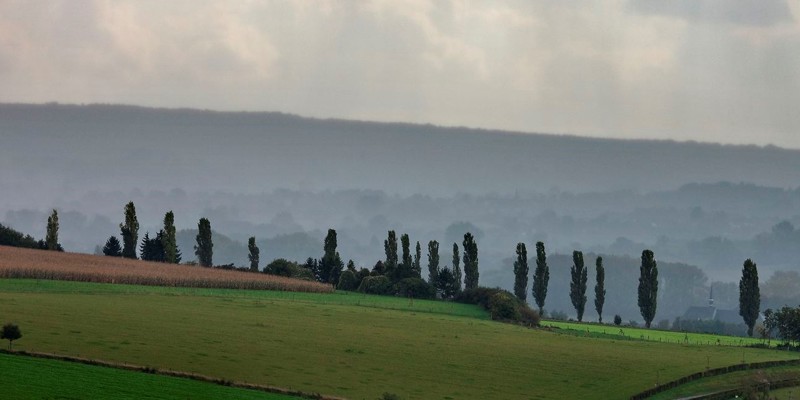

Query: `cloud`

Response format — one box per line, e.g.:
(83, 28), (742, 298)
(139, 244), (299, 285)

(629, 0), (794, 27)
(0, 0), (799, 148)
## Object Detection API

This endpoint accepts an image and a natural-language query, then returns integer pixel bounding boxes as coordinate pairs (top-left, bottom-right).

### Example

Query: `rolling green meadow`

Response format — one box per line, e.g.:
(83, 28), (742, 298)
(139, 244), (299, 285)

(2, 279), (799, 399)
(0, 352), (300, 400)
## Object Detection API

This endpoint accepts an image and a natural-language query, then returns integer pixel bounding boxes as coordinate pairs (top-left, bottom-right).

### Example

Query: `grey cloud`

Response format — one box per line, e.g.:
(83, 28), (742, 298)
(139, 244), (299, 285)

(629, 0), (794, 26)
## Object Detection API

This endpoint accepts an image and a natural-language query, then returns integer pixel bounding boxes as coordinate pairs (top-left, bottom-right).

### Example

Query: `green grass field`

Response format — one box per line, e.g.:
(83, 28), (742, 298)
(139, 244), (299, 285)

(541, 320), (765, 347)
(1, 279), (798, 399)
(647, 365), (800, 399)
(0, 352), (300, 399)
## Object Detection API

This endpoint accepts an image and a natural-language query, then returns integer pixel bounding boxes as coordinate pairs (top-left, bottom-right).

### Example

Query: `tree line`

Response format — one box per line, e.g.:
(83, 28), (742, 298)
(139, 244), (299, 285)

(24, 200), (764, 335)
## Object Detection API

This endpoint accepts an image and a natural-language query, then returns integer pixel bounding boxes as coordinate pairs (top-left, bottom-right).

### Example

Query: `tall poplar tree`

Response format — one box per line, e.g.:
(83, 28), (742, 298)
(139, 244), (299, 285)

(413, 241), (422, 278)
(513, 243), (528, 302)
(570, 251), (588, 322)
(462, 232), (479, 290)
(638, 250), (658, 328)
(248, 236), (260, 271)
(452, 243), (462, 291)
(532, 241), (550, 315)
(320, 229), (343, 284)
(384, 230), (398, 279)
(427, 240), (440, 284)
(162, 211), (178, 264)
(194, 218), (213, 267)
(595, 256), (606, 323)
(120, 201), (139, 259)
(739, 258), (760, 337)
(399, 233), (412, 280)
(45, 209), (59, 251)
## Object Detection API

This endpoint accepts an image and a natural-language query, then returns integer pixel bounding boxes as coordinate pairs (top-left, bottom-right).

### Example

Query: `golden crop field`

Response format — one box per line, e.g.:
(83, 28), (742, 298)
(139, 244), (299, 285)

(0, 246), (332, 293)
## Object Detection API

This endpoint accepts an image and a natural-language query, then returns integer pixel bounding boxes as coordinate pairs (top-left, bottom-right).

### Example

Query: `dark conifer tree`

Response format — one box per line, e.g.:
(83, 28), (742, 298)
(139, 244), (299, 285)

(638, 250), (658, 328)
(739, 258), (760, 337)
(570, 251), (588, 322)
(532, 241), (549, 315)
(595, 256), (606, 323)
(102, 236), (122, 257)
(513, 243), (528, 302)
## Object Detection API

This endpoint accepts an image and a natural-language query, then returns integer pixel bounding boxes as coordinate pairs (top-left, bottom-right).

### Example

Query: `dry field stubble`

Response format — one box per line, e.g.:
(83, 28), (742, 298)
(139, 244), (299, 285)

(0, 246), (332, 293)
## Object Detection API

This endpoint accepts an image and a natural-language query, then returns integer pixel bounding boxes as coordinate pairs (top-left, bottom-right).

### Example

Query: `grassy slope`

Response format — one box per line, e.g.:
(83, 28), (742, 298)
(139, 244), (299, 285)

(0, 352), (299, 400)
(0, 279), (797, 400)
(647, 365), (800, 399)
(542, 320), (765, 347)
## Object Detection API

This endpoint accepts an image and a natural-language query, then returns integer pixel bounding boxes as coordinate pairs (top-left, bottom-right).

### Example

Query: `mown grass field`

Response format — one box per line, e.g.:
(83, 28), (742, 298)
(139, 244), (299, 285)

(542, 320), (765, 347)
(0, 352), (300, 400)
(1, 279), (798, 399)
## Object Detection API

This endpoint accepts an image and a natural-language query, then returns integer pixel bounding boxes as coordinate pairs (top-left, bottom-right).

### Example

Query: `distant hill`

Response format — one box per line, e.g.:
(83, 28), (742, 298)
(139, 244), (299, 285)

(2, 103), (800, 201)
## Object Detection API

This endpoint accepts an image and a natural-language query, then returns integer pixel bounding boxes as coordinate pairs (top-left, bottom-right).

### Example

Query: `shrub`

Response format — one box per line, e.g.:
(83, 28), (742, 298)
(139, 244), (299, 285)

(358, 275), (393, 295)
(518, 306), (541, 326)
(393, 277), (434, 299)
(264, 258), (297, 277)
(613, 314), (622, 326)
(489, 291), (520, 321)
(337, 270), (359, 291)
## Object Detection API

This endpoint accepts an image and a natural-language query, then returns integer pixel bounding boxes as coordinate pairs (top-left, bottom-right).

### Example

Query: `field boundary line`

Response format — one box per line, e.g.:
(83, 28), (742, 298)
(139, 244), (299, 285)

(0, 349), (346, 400)
(629, 358), (800, 399)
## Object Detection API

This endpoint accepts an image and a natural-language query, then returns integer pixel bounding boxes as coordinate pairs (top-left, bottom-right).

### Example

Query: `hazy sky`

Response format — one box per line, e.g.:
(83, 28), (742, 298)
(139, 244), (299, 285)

(2, 0), (799, 148)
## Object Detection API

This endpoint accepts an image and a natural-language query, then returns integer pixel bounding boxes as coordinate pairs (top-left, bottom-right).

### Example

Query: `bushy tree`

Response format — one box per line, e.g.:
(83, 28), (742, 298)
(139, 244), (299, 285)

(248, 237), (260, 271)
(162, 211), (178, 264)
(337, 269), (359, 291)
(319, 229), (343, 284)
(435, 267), (459, 299)
(570, 251), (588, 322)
(452, 243), (462, 291)
(102, 236), (122, 257)
(638, 249), (658, 328)
(304, 257), (320, 281)
(595, 256), (606, 323)
(358, 275), (393, 295)
(462, 233), (479, 290)
(739, 258), (760, 337)
(1, 323), (21, 350)
(513, 242), (528, 302)
(45, 209), (59, 251)
(427, 240), (439, 284)
(194, 218), (213, 267)
(532, 241), (550, 314)
(120, 201), (139, 259)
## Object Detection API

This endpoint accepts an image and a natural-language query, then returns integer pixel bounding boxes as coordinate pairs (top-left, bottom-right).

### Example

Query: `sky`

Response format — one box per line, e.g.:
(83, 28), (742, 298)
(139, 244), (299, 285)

(1, 0), (799, 148)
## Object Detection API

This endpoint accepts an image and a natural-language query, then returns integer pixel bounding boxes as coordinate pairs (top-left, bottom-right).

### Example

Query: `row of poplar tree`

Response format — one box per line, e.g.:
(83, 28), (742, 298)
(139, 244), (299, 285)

(95, 201), (762, 336)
